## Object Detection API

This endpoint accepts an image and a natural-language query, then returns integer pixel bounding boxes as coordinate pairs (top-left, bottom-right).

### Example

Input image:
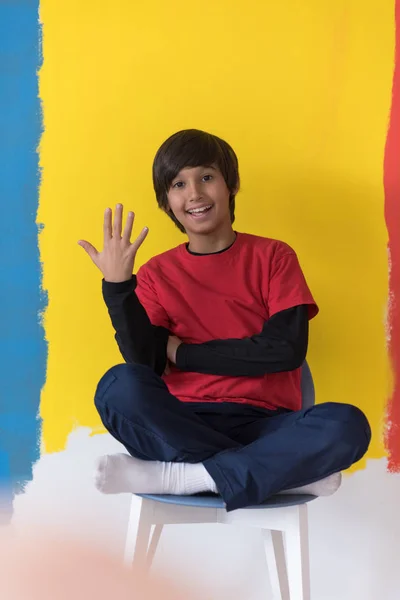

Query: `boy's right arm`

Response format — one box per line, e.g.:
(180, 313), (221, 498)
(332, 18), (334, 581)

(102, 276), (169, 376)
(78, 204), (169, 377)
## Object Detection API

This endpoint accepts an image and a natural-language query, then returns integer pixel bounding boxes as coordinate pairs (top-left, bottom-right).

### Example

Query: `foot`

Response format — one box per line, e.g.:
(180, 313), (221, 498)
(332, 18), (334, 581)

(94, 453), (217, 496)
(281, 472), (342, 496)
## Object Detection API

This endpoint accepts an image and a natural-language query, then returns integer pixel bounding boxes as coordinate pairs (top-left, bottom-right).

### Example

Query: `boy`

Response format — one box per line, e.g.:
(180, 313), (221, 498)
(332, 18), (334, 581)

(79, 129), (371, 511)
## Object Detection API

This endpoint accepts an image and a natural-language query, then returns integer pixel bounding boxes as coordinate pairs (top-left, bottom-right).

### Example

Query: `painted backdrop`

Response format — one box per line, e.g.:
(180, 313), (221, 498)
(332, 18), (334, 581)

(2, 2), (400, 598)
(1, 0), (399, 521)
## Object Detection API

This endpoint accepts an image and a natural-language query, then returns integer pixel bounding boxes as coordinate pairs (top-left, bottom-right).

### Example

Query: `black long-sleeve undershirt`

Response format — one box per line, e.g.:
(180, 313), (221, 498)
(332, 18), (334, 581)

(102, 276), (309, 378)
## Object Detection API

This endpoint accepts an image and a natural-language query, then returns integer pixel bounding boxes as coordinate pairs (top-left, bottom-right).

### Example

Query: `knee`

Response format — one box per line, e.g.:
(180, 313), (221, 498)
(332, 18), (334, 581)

(317, 402), (371, 448)
(335, 403), (370, 432)
(346, 404), (371, 447)
(94, 363), (155, 416)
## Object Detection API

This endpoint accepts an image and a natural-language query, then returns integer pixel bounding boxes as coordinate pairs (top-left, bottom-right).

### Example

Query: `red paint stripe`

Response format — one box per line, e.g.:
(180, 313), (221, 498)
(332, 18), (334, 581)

(384, 0), (400, 471)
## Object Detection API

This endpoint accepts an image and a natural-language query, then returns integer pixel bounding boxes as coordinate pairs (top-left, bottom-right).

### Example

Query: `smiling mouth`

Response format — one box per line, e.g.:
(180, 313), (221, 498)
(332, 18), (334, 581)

(186, 205), (213, 217)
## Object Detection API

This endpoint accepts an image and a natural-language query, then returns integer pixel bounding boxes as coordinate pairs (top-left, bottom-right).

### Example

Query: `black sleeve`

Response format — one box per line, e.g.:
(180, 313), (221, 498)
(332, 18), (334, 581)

(102, 276), (169, 377)
(175, 305), (309, 377)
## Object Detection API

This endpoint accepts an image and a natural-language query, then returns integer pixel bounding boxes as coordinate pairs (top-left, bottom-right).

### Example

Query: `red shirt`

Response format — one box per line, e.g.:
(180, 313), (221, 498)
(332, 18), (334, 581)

(136, 232), (318, 412)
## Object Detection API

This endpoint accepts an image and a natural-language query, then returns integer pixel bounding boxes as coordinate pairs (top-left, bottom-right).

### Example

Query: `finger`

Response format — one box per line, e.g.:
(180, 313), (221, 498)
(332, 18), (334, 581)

(78, 240), (99, 262)
(163, 359), (171, 375)
(103, 208), (112, 243)
(113, 203), (123, 238)
(130, 226), (149, 254)
(122, 210), (135, 242)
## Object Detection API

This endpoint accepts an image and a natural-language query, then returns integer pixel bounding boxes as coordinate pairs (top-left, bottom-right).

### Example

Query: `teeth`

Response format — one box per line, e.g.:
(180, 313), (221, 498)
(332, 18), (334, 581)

(188, 205), (212, 214)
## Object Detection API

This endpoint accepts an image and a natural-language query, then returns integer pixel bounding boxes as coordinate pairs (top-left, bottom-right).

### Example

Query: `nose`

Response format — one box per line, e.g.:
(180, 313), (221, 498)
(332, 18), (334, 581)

(187, 180), (203, 203)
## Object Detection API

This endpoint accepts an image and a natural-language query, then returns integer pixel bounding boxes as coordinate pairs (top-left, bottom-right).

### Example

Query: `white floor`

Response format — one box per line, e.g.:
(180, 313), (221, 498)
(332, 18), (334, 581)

(12, 428), (400, 600)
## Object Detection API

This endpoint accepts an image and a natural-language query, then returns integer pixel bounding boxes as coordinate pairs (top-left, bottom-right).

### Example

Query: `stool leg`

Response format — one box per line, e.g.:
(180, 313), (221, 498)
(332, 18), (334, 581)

(285, 505), (311, 600)
(123, 496), (153, 569)
(263, 529), (290, 600)
(146, 524), (164, 568)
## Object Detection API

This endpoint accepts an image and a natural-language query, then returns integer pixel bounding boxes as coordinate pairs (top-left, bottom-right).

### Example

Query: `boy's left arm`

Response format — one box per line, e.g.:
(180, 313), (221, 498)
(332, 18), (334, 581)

(173, 248), (318, 377)
(173, 304), (308, 377)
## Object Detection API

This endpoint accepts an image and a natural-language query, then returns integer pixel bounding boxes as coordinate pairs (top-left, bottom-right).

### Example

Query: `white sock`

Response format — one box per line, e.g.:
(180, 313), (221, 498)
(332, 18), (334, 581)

(94, 453), (218, 496)
(280, 472), (342, 496)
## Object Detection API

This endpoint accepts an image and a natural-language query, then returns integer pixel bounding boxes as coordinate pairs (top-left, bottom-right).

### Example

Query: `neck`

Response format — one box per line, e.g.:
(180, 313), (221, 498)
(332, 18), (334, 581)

(187, 225), (236, 254)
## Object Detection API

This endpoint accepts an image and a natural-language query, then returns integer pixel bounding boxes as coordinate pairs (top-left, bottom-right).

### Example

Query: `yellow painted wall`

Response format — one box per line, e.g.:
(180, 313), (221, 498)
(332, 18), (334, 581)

(38, 0), (394, 468)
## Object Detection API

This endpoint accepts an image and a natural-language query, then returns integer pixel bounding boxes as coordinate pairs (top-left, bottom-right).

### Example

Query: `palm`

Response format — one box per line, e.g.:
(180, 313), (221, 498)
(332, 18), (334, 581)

(78, 204), (148, 283)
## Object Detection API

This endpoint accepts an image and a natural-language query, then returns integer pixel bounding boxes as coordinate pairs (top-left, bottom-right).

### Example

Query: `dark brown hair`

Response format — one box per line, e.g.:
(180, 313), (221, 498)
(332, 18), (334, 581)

(152, 129), (240, 233)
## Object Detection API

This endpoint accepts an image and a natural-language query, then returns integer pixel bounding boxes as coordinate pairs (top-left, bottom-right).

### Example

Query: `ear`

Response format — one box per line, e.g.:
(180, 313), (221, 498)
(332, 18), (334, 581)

(232, 176), (240, 196)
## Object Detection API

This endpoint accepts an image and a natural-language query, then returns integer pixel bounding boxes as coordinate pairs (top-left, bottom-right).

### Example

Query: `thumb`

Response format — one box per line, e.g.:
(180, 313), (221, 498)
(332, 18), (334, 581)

(78, 240), (99, 263)
(163, 360), (171, 376)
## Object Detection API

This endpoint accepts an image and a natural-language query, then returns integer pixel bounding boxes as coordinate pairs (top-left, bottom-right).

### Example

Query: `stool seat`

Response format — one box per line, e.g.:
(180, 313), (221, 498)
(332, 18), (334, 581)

(138, 492), (317, 510)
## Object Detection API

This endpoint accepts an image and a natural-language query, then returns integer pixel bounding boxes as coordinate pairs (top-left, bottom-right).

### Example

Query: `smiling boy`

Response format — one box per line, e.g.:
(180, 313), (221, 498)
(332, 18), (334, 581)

(79, 129), (371, 511)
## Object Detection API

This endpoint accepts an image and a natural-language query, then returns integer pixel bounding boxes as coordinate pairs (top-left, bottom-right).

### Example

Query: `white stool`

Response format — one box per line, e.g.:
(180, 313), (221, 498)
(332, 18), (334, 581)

(124, 491), (316, 600)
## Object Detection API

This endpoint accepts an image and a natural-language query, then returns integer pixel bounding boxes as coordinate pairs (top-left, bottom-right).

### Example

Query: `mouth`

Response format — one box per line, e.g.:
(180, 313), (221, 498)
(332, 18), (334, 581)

(186, 204), (213, 219)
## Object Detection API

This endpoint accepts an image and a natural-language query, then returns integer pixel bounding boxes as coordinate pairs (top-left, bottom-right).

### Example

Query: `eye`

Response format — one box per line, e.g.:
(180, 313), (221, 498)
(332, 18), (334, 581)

(202, 174), (213, 182)
(172, 181), (184, 189)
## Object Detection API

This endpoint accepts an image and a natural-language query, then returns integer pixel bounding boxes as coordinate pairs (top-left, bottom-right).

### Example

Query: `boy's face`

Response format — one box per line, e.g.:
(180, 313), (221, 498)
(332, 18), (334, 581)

(167, 165), (233, 236)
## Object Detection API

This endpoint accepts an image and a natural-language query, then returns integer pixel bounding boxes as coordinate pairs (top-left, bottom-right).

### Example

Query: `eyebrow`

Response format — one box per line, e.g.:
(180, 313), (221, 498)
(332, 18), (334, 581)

(171, 165), (217, 183)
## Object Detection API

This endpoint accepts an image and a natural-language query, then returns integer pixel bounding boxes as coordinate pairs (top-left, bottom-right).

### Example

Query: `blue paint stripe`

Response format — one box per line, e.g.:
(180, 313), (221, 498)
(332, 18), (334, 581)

(0, 2), (47, 496)
(0, 450), (13, 524)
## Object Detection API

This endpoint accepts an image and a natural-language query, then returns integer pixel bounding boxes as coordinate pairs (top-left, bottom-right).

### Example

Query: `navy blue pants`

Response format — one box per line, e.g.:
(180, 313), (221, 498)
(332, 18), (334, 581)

(95, 363), (371, 511)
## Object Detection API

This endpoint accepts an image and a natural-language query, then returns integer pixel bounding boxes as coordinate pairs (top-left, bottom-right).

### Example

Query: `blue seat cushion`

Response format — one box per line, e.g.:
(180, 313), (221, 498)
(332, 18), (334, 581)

(137, 493), (316, 509)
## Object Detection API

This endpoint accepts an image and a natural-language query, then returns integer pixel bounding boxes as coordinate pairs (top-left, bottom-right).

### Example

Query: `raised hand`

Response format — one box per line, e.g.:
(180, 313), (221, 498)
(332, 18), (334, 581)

(78, 204), (149, 283)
